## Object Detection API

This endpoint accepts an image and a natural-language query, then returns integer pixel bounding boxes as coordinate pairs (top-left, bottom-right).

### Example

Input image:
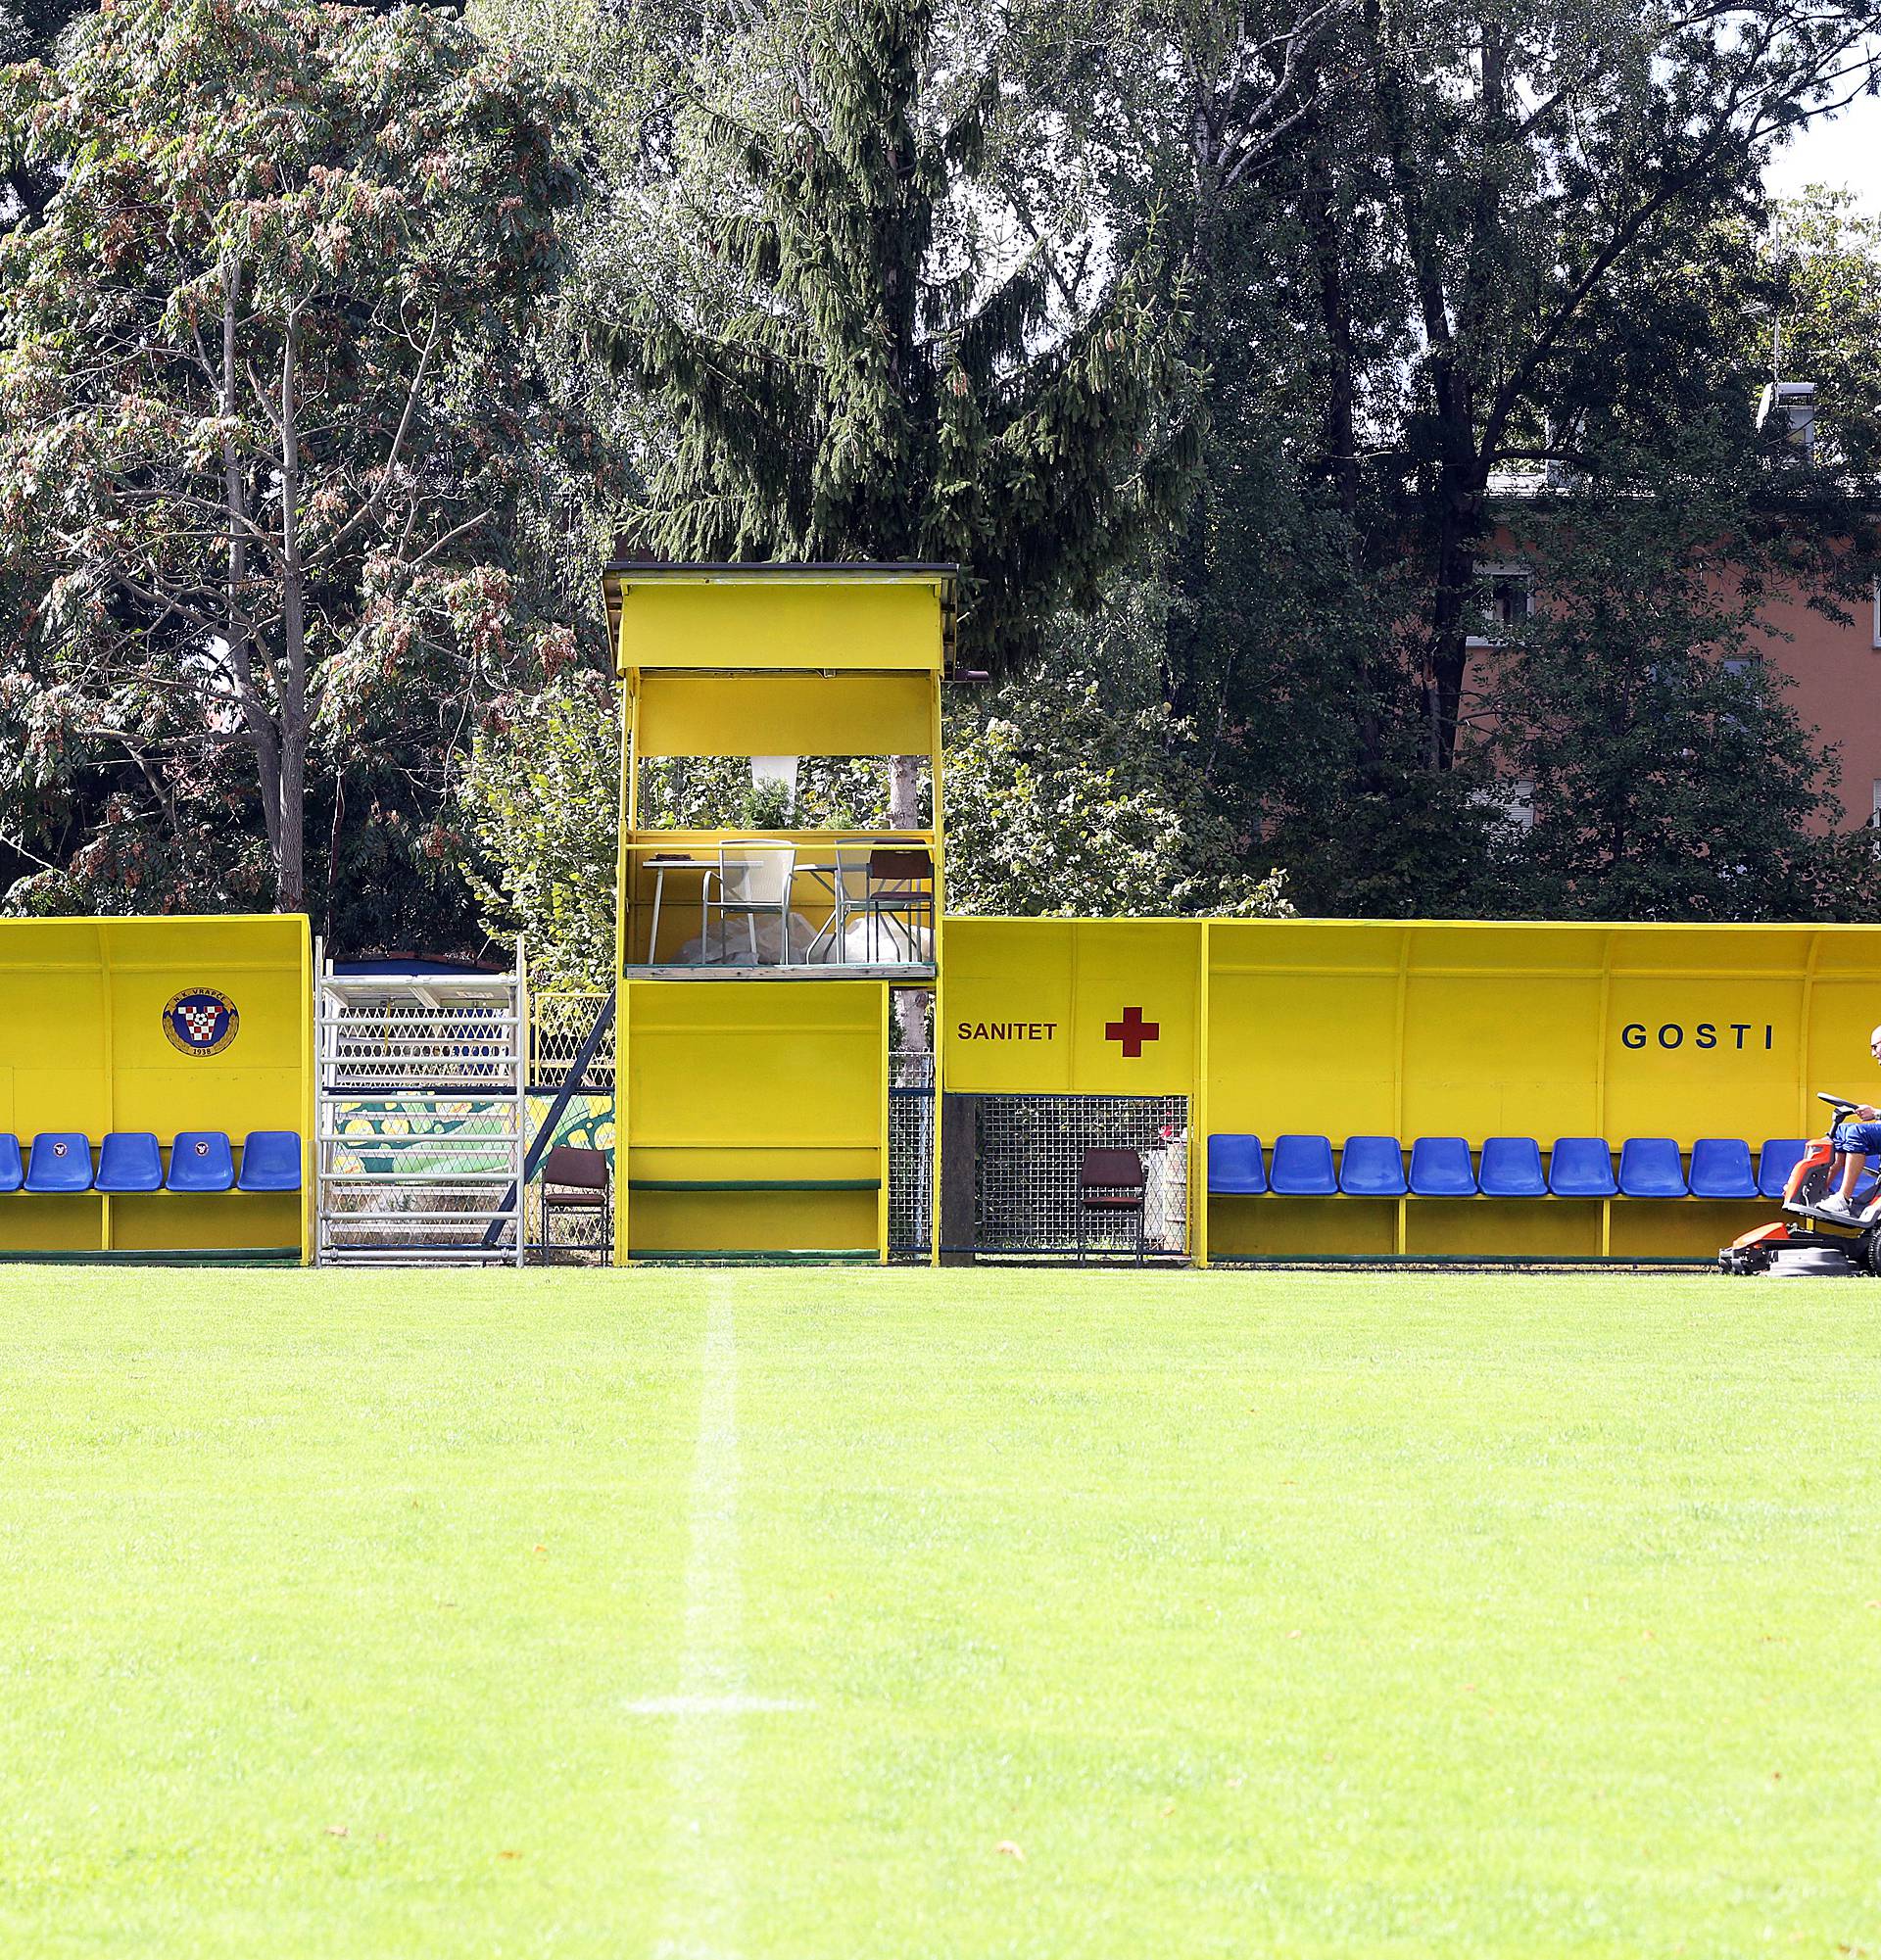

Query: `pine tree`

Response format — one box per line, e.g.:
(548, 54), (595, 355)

(607, 0), (1194, 674)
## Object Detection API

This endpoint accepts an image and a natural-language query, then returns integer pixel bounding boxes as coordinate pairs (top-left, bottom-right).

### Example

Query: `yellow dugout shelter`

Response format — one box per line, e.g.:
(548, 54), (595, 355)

(0, 915), (313, 1262)
(941, 916), (1881, 1263)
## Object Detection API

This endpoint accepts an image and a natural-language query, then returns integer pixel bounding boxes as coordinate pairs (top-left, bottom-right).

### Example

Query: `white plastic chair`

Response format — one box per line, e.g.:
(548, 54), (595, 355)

(712, 841), (796, 965)
(803, 845), (873, 963)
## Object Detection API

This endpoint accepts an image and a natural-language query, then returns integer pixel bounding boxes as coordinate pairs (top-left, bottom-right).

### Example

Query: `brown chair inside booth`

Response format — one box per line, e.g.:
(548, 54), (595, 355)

(539, 1145), (611, 1264)
(845, 846), (935, 964)
(1078, 1147), (1146, 1265)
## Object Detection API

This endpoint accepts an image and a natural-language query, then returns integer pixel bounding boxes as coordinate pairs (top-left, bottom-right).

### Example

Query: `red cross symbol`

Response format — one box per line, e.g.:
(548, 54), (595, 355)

(1105, 1006), (1160, 1058)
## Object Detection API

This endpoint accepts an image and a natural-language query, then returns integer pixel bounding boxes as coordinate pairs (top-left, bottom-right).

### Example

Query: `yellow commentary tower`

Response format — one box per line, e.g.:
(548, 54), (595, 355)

(604, 560), (956, 1265)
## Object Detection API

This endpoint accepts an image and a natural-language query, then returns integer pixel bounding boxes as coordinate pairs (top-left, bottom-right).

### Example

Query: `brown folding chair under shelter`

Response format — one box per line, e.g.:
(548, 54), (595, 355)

(1078, 1147), (1146, 1264)
(537, 1145), (612, 1264)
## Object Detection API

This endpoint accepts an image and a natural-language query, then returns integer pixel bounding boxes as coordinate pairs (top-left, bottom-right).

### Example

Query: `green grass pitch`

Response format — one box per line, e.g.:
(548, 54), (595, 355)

(2, 1265), (1879, 1957)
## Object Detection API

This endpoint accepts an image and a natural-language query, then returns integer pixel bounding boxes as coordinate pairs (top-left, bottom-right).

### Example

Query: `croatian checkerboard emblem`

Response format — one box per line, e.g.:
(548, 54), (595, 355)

(163, 987), (239, 1058)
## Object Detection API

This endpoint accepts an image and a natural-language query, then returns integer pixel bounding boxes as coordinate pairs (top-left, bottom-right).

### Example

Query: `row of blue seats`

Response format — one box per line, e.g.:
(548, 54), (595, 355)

(1208, 1133), (1810, 1200)
(0, 1131), (301, 1196)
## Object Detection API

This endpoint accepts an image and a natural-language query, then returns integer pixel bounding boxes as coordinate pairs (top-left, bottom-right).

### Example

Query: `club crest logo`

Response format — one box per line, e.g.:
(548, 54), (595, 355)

(163, 987), (239, 1058)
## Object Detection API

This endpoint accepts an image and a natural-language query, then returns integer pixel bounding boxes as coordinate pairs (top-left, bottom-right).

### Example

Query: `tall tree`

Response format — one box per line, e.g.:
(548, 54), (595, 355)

(0, 0), (598, 917)
(602, 0), (1197, 675)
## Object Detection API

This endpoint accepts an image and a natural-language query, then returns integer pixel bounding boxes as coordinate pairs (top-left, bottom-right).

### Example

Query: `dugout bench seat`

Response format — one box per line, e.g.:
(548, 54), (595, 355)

(1207, 1132), (1809, 1200)
(0, 1130), (302, 1195)
(1204, 1131), (1816, 1262)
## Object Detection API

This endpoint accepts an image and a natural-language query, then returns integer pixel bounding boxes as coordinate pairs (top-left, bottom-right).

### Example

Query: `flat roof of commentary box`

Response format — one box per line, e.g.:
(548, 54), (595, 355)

(604, 561), (958, 677)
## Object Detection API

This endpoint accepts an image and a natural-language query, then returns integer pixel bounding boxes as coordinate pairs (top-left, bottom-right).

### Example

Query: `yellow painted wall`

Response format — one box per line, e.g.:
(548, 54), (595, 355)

(0, 916), (311, 1259)
(615, 576), (945, 676)
(632, 672), (935, 758)
(940, 918), (1203, 1096)
(622, 980), (888, 1258)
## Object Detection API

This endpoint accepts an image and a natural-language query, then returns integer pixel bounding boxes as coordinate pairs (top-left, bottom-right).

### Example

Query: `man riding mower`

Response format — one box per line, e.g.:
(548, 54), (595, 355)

(1722, 1091), (1881, 1276)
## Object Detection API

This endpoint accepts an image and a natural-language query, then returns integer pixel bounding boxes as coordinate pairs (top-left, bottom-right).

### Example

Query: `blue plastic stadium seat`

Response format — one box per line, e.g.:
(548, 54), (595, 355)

(95, 1131), (164, 1194)
(1339, 1134), (1407, 1196)
(1548, 1136), (1617, 1198)
(167, 1130), (235, 1194)
(1688, 1137), (1757, 1200)
(0, 1134), (21, 1195)
(1207, 1133), (1266, 1194)
(26, 1132), (93, 1193)
(1756, 1139), (1809, 1201)
(1617, 1136), (1688, 1198)
(237, 1131), (302, 1193)
(1408, 1135), (1476, 1197)
(1478, 1136), (1546, 1197)
(1269, 1133), (1337, 1196)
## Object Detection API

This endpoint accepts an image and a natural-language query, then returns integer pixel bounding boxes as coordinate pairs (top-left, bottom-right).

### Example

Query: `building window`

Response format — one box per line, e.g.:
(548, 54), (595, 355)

(1466, 562), (1534, 647)
(1872, 577), (1879, 651)
(1471, 778), (1535, 832)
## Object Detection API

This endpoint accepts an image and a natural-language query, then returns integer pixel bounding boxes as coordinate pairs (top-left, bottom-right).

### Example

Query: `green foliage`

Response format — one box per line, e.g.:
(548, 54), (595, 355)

(0, 0), (606, 935)
(1756, 188), (1881, 475)
(602, 0), (1196, 673)
(943, 592), (1291, 918)
(459, 676), (620, 987)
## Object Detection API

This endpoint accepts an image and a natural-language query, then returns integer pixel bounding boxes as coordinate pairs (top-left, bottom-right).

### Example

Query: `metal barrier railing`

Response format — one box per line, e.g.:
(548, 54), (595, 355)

(530, 990), (616, 1092)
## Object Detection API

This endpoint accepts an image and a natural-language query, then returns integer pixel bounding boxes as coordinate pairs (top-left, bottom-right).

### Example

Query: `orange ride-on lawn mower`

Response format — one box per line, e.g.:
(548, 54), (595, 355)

(1720, 1094), (1881, 1276)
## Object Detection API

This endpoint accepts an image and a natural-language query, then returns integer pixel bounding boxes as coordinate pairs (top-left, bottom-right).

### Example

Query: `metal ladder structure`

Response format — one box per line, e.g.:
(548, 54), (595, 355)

(314, 947), (528, 1267)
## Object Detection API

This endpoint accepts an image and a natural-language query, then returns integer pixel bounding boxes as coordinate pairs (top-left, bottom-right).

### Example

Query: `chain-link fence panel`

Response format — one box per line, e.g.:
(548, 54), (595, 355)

(889, 1050), (934, 1260)
(530, 992), (616, 1092)
(974, 1095), (1188, 1258)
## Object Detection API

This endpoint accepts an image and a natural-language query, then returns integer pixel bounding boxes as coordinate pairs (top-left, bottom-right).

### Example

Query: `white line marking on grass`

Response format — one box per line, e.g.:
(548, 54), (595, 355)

(651, 1281), (748, 1960)
(626, 1695), (805, 1716)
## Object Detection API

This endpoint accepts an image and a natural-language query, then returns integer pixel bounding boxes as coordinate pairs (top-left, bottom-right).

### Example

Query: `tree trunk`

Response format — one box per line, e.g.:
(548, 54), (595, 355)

(219, 259), (289, 880)
(275, 301), (309, 914)
(1425, 457), (1485, 771)
(890, 750), (928, 1053)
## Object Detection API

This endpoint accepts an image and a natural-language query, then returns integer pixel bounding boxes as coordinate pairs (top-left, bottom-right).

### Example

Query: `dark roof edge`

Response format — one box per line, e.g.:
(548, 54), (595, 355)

(604, 559), (960, 576)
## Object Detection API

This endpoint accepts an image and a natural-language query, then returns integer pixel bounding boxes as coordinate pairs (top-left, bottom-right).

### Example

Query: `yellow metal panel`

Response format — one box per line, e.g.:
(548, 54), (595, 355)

(1808, 973), (1881, 1117)
(1609, 1199), (1773, 1257)
(624, 980), (886, 1259)
(1399, 974), (1603, 1141)
(940, 919), (1200, 1094)
(632, 672), (935, 759)
(628, 1188), (878, 1255)
(629, 985), (884, 1147)
(0, 1197), (104, 1254)
(1205, 1195), (1398, 1258)
(1606, 924), (1813, 975)
(1602, 972), (1806, 1145)
(1401, 1198), (1602, 1259)
(1207, 966), (1401, 1138)
(110, 1193), (302, 1253)
(616, 578), (943, 676)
